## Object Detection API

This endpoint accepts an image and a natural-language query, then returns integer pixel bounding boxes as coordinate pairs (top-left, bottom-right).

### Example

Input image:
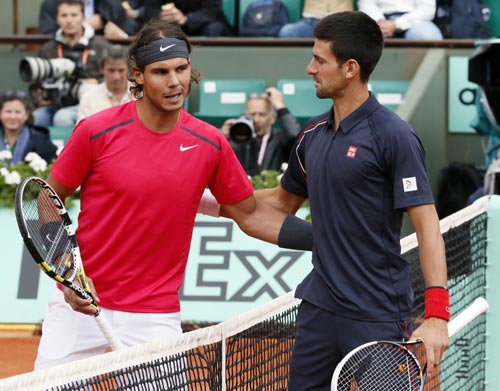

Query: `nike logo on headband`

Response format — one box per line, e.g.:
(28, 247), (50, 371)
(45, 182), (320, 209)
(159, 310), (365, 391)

(160, 44), (175, 52)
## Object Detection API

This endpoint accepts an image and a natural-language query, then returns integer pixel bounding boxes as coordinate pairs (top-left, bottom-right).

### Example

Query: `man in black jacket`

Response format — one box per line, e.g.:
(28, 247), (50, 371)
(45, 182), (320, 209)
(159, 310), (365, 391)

(221, 87), (301, 175)
(143, 0), (233, 36)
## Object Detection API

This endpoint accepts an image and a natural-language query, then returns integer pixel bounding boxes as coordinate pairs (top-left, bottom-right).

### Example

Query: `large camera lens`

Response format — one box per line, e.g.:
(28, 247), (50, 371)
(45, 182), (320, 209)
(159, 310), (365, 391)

(229, 116), (255, 143)
(20, 57), (51, 82)
(19, 57), (76, 82)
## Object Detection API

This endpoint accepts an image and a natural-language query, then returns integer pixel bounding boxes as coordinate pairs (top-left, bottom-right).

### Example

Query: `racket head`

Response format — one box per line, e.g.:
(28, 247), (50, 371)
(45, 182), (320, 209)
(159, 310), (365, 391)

(14, 177), (123, 350)
(331, 340), (424, 391)
(15, 176), (81, 286)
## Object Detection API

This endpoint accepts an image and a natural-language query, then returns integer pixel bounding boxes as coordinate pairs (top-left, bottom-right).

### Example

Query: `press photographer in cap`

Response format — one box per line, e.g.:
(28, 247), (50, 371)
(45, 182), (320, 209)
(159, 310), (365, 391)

(221, 87), (301, 175)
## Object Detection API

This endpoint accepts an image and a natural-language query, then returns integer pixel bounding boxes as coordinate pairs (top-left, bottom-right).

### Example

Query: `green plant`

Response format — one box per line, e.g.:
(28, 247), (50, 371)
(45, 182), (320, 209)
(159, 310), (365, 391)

(250, 166), (310, 221)
(0, 151), (79, 209)
(250, 169), (283, 190)
(0, 151), (53, 208)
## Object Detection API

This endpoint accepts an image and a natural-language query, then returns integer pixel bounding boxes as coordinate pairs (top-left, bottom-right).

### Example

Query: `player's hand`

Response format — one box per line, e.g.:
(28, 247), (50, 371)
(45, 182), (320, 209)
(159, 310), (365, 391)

(410, 317), (449, 377)
(62, 276), (100, 316)
(265, 87), (286, 110)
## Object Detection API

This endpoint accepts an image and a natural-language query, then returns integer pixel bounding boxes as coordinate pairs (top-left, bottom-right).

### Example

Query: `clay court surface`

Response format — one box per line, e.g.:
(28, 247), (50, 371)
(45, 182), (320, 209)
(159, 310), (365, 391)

(0, 327), (40, 380)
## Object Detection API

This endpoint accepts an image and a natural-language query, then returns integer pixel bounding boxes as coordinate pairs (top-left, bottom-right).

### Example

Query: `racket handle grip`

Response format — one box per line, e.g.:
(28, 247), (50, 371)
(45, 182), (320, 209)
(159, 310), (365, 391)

(447, 297), (489, 337)
(95, 311), (125, 351)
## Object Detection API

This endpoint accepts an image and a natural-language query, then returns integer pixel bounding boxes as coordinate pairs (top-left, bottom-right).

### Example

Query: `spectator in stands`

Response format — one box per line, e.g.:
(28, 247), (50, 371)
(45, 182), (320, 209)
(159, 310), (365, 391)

(77, 44), (133, 121)
(121, 0), (147, 35)
(221, 87), (301, 175)
(142, 0), (234, 37)
(0, 91), (58, 164)
(32, 0), (111, 128)
(39, 0), (138, 40)
(278, 0), (353, 38)
(357, 0), (443, 40)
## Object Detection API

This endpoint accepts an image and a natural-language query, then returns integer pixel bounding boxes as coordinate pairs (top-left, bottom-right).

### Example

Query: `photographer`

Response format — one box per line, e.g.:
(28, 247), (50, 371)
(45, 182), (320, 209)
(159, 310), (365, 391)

(221, 87), (301, 175)
(30, 0), (111, 128)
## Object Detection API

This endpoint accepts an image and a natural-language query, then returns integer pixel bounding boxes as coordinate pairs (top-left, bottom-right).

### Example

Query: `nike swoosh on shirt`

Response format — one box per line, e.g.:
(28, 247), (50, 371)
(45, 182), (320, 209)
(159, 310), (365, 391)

(180, 144), (199, 152)
(160, 44), (176, 52)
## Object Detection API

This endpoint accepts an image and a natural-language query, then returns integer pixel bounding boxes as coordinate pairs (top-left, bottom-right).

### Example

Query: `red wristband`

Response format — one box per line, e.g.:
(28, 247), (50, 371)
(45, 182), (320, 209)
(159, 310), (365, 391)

(424, 287), (450, 321)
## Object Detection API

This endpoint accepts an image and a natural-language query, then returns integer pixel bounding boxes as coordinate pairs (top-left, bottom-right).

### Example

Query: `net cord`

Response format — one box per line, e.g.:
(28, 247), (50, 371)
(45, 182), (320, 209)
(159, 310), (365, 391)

(400, 195), (489, 254)
(0, 292), (299, 390)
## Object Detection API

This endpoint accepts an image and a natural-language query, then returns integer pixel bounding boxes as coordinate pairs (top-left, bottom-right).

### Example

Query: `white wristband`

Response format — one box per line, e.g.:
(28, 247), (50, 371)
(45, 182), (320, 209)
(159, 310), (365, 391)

(198, 188), (220, 217)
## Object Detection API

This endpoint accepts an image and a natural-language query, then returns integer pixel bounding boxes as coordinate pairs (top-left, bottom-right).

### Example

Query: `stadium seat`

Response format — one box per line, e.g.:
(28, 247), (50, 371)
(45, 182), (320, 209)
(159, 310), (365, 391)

(195, 79), (266, 126)
(276, 79), (332, 124)
(238, 0), (304, 33)
(484, 0), (500, 37)
(48, 126), (73, 148)
(368, 80), (411, 112)
(222, 0), (236, 30)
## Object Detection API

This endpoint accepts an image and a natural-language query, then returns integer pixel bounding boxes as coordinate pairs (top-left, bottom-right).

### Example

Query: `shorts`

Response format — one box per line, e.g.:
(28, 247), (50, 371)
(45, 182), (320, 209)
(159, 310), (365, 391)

(288, 300), (412, 391)
(35, 288), (182, 369)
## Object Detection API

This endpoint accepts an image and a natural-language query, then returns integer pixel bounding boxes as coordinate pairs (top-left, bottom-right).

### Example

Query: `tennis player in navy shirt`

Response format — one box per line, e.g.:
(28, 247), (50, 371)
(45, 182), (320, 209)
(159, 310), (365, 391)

(253, 11), (450, 391)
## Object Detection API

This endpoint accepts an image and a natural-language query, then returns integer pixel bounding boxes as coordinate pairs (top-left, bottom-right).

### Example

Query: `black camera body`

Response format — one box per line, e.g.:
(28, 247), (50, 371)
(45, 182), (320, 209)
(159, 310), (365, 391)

(19, 56), (86, 110)
(229, 115), (256, 143)
(228, 115), (260, 175)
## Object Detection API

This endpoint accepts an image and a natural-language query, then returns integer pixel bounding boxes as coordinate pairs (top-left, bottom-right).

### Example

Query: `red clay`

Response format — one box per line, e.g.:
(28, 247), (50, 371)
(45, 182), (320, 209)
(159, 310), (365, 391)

(0, 335), (40, 379)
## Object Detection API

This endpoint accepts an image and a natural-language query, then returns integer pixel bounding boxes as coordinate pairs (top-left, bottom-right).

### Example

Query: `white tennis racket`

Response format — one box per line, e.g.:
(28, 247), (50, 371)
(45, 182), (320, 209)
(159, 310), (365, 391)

(331, 297), (489, 391)
(15, 176), (124, 351)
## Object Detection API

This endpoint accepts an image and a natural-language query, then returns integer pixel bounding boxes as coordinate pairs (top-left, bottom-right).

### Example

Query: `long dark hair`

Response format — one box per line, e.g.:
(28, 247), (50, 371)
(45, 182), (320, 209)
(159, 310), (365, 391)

(128, 20), (201, 99)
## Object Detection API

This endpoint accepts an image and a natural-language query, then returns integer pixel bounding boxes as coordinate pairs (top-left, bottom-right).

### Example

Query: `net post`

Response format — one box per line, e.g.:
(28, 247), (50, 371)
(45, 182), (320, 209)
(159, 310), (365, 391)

(485, 195), (500, 391)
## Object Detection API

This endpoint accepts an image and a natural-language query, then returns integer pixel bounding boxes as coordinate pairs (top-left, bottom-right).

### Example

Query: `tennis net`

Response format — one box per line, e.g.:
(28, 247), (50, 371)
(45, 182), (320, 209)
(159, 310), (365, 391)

(0, 197), (490, 391)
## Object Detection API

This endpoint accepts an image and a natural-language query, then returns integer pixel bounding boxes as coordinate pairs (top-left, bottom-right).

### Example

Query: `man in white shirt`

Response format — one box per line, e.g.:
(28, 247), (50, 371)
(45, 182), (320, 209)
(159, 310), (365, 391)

(78, 44), (133, 121)
(357, 0), (443, 40)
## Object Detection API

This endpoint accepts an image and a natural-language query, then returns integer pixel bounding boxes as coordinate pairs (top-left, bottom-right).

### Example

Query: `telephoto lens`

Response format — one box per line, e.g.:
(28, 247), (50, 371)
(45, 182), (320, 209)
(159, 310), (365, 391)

(229, 116), (256, 143)
(19, 57), (76, 82)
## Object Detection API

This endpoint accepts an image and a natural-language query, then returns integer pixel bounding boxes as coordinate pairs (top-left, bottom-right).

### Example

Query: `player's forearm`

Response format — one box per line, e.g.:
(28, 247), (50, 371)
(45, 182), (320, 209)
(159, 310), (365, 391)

(200, 186), (311, 250)
(236, 205), (312, 251)
(418, 232), (447, 287)
(408, 204), (447, 286)
(219, 194), (312, 251)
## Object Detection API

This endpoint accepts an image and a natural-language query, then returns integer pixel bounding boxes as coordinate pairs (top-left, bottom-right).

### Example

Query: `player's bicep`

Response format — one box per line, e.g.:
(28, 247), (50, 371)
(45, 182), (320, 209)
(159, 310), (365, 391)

(46, 174), (76, 203)
(221, 185), (305, 219)
(255, 186), (306, 215)
(220, 194), (256, 220)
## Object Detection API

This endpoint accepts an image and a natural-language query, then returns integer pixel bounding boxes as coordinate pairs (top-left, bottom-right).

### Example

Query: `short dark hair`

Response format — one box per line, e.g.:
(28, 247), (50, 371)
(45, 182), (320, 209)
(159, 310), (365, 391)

(57, 0), (85, 15)
(128, 20), (200, 99)
(313, 11), (384, 83)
